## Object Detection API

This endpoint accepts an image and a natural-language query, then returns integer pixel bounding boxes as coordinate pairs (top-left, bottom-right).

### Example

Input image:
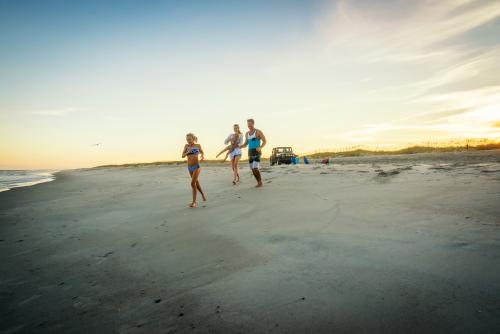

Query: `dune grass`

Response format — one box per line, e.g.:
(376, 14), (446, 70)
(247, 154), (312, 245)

(306, 140), (500, 159)
(94, 139), (500, 168)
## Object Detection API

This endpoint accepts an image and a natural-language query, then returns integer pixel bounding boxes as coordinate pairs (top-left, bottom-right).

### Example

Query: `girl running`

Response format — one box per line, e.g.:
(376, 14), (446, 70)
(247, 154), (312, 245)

(182, 133), (207, 208)
(216, 124), (244, 184)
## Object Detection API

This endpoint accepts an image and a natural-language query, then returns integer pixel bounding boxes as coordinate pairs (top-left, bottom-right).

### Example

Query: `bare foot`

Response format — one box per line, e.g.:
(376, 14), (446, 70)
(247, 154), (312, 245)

(189, 202), (197, 208)
(255, 182), (263, 188)
(202, 199), (207, 207)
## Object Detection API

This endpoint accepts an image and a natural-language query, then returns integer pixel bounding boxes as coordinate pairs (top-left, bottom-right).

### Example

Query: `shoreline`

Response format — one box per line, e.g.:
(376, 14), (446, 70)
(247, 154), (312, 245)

(0, 170), (58, 193)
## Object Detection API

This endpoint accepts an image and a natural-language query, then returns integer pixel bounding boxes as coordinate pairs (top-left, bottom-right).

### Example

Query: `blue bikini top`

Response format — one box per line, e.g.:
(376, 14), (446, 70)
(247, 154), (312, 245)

(187, 145), (200, 155)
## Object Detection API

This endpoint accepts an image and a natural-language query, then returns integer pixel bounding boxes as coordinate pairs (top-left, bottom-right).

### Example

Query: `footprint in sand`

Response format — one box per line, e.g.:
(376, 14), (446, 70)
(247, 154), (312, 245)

(480, 168), (500, 173)
(429, 165), (454, 171)
(447, 242), (474, 250)
(377, 170), (400, 177)
(99, 251), (114, 258)
(375, 166), (412, 178)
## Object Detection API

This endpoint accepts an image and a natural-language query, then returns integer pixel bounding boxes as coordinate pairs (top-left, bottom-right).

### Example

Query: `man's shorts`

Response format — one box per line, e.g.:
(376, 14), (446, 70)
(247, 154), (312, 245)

(248, 149), (261, 169)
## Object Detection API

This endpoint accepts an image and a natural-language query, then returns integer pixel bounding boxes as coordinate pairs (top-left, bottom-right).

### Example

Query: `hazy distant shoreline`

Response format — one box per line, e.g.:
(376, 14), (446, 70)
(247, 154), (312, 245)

(92, 147), (500, 169)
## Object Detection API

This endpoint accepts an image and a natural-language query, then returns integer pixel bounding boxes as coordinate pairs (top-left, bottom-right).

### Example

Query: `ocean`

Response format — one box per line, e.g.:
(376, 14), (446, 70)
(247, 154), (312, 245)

(0, 170), (57, 192)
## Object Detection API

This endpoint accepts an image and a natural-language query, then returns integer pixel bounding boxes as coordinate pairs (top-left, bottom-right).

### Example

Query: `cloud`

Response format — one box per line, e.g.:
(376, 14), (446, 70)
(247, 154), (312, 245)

(337, 83), (500, 144)
(407, 84), (500, 136)
(325, 0), (500, 62)
(29, 107), (78, 117)
(316, 0), (500, 144)
(105, 116), (129, 121)
(338, 101), (500, 144)
(365, 50), (497, 101)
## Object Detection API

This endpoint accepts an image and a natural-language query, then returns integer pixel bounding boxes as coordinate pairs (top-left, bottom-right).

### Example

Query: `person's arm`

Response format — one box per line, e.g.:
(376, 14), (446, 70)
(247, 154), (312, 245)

(216, 146), (230, 158)
(224, 134), (233, 145)
(198, 144), (205, 161)
(239, 132), (249, 148)
(181, 144), (188, 158)
(256, 130), (267, 153)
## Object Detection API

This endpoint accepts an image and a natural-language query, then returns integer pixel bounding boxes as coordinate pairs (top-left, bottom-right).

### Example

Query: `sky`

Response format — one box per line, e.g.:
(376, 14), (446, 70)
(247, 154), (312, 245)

(1, 0), (499, 169)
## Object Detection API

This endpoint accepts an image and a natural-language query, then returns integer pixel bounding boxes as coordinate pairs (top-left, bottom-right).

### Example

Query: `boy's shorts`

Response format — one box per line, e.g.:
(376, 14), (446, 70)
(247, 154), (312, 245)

(248, 149), (261, 169)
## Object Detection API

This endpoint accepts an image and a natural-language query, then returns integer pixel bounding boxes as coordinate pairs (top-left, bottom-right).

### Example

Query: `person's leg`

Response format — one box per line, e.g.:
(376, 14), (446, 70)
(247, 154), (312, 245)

(248, 154), (261, 186)
(252, 168), (263, 187)
(234, 155), (241, 183)
(195, 178), (206, 202)
(231, 157), (237, 184)
(216, 146), (230, 158)
(190, 168), (202, 207)
(249, 157), (263, 187)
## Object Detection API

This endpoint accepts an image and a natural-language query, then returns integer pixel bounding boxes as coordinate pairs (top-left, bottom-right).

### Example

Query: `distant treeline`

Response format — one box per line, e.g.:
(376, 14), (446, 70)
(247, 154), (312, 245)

(94, 138), (499, 168)
(305, 139), (500, 159)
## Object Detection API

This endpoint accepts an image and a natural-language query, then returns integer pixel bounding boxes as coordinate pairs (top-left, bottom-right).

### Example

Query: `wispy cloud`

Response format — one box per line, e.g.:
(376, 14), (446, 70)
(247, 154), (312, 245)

(412, 84), (500, 109)
(365, 50), (497, 100)
(339, 83), (500, 143)
(325, 0), (500, 62)
(29, 107), (79, 117)
(318, 0), (500, 144)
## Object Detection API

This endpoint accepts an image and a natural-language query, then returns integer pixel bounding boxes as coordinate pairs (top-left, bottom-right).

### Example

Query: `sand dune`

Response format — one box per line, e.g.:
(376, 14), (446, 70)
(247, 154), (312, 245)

(1, 150), (500, 333)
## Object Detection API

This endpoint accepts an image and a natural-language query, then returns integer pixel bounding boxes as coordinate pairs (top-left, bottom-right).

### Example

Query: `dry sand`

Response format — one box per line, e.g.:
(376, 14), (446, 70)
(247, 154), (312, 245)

(1, 150), (500, 333)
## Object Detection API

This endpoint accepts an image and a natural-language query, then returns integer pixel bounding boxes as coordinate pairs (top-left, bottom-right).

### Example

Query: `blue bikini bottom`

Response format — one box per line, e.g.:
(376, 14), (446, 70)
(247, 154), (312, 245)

(188, 164), (200, 173)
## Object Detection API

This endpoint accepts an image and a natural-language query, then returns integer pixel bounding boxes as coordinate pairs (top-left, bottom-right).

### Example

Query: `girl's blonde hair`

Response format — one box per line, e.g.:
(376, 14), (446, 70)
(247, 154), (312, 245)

(186, 133), (198, 142)
(233, 124), (242, 135)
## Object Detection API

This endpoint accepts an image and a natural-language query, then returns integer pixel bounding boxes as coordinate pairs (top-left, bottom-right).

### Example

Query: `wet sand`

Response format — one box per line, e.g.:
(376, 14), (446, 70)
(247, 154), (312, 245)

(1, 150), (500, 333)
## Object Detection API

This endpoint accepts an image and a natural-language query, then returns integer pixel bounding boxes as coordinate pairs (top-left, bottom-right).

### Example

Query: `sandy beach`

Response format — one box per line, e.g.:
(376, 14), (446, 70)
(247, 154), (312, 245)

(1, 150), (500, 333)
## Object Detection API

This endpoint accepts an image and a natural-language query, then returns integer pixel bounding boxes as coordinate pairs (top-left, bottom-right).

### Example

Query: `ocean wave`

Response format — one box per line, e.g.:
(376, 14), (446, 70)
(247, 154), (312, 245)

(0, 170), (57, 192)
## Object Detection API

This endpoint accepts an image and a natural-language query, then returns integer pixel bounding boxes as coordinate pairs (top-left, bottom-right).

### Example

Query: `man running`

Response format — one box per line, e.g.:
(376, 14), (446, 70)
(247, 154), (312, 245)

(240, 118), (267, 187)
